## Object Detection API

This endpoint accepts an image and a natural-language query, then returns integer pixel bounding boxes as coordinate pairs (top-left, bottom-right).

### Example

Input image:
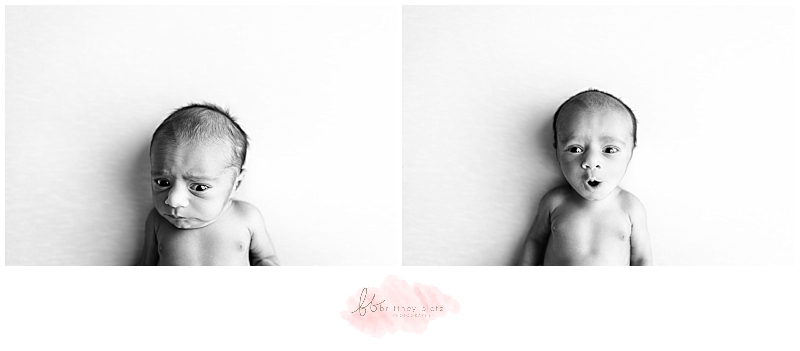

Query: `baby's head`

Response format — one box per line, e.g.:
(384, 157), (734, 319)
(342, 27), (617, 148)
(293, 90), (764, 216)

(552, 89), (637, 201)
(149, 103), (249, 229)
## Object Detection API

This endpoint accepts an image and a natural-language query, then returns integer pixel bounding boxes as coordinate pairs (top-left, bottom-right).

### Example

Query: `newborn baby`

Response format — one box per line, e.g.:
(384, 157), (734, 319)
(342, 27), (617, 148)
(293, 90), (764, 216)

(139, 103), (279, 266)
(521, 90), (652, 266)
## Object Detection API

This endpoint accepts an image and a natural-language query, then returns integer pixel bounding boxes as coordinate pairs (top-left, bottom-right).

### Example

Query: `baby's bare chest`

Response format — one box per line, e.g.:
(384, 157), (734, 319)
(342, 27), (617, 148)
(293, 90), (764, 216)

(551, 206), (632, 243)
(156, 220), (251, 265)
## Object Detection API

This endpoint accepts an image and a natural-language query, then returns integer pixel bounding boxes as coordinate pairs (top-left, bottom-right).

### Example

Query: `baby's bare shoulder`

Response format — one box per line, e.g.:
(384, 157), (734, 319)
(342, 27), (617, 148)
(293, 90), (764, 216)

(616, 189), (646, 218)
(230, 200), (266, 224)
(540, 185), (572, 210)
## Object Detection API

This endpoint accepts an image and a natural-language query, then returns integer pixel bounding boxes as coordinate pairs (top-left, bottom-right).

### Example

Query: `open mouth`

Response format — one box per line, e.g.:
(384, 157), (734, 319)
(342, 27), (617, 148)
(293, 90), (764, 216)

(587, 180), (601, 187)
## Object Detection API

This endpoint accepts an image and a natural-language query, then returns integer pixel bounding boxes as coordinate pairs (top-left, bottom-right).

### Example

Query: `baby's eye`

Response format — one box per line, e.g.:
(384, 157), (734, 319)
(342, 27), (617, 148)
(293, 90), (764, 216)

(153, 179), (170, 187)
(190, 184), (211, 192)
(567, 146), (584, 153)
(603, 146), (620, 154)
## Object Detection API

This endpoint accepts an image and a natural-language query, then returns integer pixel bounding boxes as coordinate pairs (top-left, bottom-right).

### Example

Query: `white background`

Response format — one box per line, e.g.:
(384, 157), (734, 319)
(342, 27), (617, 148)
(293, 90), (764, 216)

(5, 6), (401, 265)
(403, 6), (796, 265)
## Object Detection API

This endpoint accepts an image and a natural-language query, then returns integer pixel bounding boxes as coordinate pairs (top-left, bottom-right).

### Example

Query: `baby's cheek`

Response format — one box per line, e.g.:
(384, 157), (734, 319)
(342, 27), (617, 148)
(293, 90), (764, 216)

(152, 195), (164, 208)
(196, 198), (226, 218)
(565, 168), (582, 181)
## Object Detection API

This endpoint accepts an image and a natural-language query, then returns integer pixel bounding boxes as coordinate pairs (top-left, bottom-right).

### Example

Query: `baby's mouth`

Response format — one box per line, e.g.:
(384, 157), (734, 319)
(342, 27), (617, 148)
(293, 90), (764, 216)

(587, 180), (602, 187)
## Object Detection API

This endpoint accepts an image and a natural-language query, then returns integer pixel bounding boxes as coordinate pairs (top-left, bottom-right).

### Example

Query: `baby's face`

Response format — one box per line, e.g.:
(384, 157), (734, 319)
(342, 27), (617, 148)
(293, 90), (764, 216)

(556, 107), (634, 201)
(150, 140), (243, 229)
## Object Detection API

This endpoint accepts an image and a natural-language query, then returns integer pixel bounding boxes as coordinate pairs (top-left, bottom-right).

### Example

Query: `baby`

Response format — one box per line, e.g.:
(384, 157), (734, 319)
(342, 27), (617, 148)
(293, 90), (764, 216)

(520, 90), (652, 266)
(139, 103), (279, 266)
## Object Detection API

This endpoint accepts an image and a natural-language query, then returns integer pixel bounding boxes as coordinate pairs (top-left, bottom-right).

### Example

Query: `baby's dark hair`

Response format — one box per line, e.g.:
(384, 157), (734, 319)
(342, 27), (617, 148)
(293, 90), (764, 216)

(552, 89), (637, 148)
(150, 103), (249, 170)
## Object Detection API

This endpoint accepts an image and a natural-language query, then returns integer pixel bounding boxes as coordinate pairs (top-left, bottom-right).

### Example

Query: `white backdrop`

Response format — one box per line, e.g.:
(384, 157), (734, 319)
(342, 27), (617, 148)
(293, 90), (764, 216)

(403, 6), (796, 265)
(5, 6), (401, 265)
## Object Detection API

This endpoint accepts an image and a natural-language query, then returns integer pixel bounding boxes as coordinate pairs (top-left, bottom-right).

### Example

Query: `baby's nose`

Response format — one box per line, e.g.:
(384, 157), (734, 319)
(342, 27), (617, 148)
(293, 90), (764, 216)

(165, 187), (189, 208)
(581, 155), (602, 169)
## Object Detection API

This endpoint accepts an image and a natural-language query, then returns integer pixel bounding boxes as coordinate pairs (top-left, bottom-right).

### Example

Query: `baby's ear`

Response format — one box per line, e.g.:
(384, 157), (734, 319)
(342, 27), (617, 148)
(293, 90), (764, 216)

(234, 168), (247, 191)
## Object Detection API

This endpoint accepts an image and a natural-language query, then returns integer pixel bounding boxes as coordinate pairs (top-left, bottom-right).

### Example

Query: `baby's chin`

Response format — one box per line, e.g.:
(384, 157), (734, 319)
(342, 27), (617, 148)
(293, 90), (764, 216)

(577, 192), (611, 201)
(161, 214), (214, 230)
(169, 220), (199, 229)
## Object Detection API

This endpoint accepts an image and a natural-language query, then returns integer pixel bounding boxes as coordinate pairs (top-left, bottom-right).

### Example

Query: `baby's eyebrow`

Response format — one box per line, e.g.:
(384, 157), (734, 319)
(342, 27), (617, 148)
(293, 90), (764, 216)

(184, 173), (219, 181)
(558, 134), (629, 145)
(599, 135), (628, 144)
(149, 170), (220, 181)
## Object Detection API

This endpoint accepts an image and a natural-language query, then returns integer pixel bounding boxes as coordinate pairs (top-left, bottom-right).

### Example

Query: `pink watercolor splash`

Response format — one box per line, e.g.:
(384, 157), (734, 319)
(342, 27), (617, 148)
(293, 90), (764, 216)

(341, 275), (461, 337)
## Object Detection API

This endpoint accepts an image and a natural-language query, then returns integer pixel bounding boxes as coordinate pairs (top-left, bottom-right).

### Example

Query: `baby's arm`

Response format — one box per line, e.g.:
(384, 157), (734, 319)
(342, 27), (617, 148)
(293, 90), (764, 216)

(628, 196), (652, 266)
(244, 204), (280, 266)
(138, 209), (160, 266)
(520, 190), (557, 266)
